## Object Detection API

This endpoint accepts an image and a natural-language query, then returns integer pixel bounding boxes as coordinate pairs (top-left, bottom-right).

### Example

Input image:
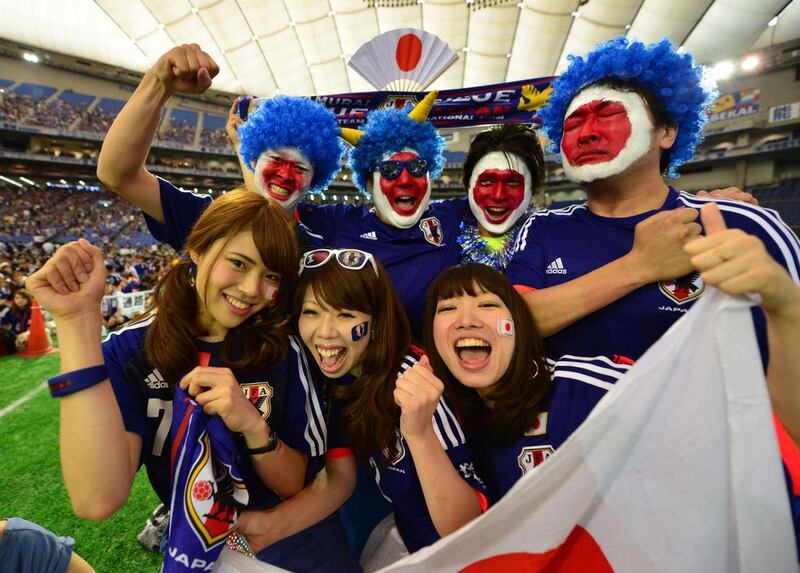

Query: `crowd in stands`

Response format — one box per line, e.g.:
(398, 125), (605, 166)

(75, 106), (117, 134)
(157, 117), (197, 145)
(199, 126), (233, 150)
(0, 92), (36, 123)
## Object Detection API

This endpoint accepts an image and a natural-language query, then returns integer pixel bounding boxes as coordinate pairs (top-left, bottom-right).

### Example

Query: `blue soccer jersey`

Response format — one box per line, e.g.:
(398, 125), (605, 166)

(327, 351), (488, 554)
(297, 200), (468, 339)
(472, 356), (631, 502)
(506, 189), (800, 362)
(102, 319), (357, 572)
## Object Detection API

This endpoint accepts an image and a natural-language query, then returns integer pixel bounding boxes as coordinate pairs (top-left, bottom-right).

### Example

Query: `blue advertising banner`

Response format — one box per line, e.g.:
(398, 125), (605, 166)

(237, 77), (555, 128)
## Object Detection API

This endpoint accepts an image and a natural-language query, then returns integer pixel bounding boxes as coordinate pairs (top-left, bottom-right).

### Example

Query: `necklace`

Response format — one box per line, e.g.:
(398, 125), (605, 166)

(457, 212), (530, 271)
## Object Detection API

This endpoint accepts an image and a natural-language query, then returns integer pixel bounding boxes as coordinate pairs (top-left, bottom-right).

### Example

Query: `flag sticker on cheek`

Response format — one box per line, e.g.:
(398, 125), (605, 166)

(351, 321), (369, 341)
(265, 285), (279, 302)
(498, 318), (515, 336)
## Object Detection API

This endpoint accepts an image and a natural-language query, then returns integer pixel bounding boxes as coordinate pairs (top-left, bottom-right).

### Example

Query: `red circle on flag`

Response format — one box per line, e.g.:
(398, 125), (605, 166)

(459, 525), (612, 573)
(396, 34), (423, 72)
(505, 322), (511, 332)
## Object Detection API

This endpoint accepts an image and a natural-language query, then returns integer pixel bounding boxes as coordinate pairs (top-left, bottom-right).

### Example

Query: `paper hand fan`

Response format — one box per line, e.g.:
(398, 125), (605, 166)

(348, 29), (457, 92)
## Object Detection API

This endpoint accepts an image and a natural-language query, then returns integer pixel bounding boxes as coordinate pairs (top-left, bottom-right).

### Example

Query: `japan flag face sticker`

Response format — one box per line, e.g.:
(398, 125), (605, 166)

(498, 317), (515, 336)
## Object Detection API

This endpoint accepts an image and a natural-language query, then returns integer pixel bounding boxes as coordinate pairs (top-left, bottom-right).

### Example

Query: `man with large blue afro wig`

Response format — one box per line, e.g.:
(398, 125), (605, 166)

(237, 95), (344, 209)
(343, 91), (445, 229)
(506, 35), (800, 386)
(539, 37), (714, 179)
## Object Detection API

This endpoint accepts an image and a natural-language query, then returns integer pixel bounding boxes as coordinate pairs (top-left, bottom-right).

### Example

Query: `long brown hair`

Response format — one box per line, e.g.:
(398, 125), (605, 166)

(294, 256), (411, 462)
(145, 189), (298, 384)
(422, 264), (550, 445)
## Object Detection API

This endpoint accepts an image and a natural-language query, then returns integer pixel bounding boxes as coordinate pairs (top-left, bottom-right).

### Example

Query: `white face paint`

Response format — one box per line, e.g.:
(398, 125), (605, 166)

(468, 151), (532, 236)
(560, 86), (654, 184)
(371, 148), (432, 229)
(253, 147), (314, 211)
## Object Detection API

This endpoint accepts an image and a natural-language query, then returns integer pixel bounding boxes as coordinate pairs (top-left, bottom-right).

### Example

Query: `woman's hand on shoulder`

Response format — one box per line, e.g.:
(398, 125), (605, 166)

(394, 355), (444, 442)
(26, 239), (105, 321)
(179, 366), (264, 435)
(685, 203), (800, 318)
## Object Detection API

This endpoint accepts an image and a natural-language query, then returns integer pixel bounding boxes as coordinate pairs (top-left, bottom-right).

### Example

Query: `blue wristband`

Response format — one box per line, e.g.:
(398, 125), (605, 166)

(48, 365), (109, 397)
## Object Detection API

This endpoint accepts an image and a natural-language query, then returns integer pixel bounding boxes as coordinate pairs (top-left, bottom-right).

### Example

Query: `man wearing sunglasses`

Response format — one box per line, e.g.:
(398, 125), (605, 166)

(297, 92), (471, 338)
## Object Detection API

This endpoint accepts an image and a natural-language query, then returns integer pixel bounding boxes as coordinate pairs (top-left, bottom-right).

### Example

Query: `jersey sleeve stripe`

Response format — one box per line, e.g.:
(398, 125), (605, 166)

(549, 354), (632, 373)
(551, 370), (616, 391)
(678, 195), (800, 280)
(437, 398), (466, 443)
(289, 336), (326, 457)
(548, 359), (630, 381)
(433, 402), (461, 450)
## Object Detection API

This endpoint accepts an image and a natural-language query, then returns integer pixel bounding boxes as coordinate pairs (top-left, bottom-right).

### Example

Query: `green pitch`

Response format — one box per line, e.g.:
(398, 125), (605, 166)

(0, 353), (162, 572)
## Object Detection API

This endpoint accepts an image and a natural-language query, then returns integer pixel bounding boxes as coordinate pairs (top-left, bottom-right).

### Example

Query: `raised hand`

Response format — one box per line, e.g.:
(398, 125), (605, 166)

(624, 208), (702, 284)
(226, 97), (244, 148)
(149, 44), (220, 96)
(26, 239), (105, 320)
(685, 203), (800, 315)
(179, 366), (265, 436)
(394, 355), (444, 442)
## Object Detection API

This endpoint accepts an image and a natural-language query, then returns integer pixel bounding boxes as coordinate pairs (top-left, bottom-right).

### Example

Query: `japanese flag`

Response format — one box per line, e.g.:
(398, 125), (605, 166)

(379, 288), (799, 572)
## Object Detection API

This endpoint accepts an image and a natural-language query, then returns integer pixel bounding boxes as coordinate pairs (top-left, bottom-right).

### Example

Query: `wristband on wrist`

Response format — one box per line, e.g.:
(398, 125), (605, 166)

(48, 365), (109, 398)
(243, 427), (279, 455)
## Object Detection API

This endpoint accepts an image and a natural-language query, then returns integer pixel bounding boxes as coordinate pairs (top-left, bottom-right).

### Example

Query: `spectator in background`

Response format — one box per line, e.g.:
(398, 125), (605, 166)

(0, 288), (32, 354)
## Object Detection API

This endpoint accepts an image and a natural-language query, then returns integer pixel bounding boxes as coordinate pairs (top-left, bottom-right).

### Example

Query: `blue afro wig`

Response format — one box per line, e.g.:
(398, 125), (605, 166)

(348, 106), (445, 196)
(238, 96), (344, 195)
(539, 37), (716, 178)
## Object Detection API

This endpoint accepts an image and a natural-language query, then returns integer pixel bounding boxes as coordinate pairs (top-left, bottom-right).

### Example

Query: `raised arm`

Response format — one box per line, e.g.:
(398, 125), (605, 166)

(96, 44), (219, 222)
(26, 240), (141, 520)
(395, 357), (483, 537)
(520, 208), (702, 335)
(235, 455), (357, 552)
(685, 203), (800, 446)
(225, 98), (256, 193)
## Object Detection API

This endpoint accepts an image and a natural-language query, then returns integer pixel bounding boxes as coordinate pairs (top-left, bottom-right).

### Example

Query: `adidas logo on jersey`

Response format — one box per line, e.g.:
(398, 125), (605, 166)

(360, 231), (378, 240)
(145, 369), (168, 390)
(545, 258), (567, 274)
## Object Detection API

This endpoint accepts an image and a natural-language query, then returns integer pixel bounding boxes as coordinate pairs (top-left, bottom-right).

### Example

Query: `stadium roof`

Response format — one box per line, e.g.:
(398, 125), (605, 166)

(0, 0), (798, 97)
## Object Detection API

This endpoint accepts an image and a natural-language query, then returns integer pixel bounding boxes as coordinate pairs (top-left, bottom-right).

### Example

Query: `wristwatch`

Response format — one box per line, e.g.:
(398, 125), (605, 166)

(243, 427), (279, 455)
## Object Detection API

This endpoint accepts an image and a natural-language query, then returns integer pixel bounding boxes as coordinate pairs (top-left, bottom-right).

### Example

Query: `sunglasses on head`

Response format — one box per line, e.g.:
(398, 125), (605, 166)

(378, 158), (429, 180)
(299, 249), (379, 277)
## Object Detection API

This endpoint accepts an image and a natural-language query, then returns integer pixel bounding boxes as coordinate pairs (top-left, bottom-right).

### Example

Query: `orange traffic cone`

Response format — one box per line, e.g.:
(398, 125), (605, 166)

(19, 299), (58, 358)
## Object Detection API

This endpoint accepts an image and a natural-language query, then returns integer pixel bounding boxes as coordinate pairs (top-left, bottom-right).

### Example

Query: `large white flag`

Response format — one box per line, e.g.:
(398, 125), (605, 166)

(380, 288), (798, 572)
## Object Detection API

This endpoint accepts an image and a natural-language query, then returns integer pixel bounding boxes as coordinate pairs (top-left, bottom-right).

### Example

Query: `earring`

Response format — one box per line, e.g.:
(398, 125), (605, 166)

(531, 360), (540, 381)
(188, 262), (196, 288)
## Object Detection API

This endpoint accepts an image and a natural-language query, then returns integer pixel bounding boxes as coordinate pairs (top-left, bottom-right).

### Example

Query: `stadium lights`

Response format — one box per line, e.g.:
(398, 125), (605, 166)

(0, 175), (23, 188)
(768, 16), (778, 27)
(19, 176), (35, 185)
(22, 52), (39, 64)
(59, 178), (67, 185)
(710, 61), (734, 82)
(78, 179), (86, 185)
(571, 11), (581, 18)
(742, 55), (760, 71)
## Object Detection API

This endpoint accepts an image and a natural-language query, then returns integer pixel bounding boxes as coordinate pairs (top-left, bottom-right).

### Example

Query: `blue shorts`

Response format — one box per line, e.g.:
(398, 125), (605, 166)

(0, 518), (74, 573)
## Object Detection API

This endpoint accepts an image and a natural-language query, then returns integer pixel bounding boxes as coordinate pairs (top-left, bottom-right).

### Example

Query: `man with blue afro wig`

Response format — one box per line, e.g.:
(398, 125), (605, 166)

(506, 36), (800, 375)
(237, 95), (344, 210)
(343, 92), (445, 229)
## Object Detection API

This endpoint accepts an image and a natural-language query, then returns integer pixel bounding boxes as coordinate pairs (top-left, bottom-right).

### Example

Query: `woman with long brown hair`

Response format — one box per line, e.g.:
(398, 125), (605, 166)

(236, 248), (487, 564)
(27, 190), (357, 572)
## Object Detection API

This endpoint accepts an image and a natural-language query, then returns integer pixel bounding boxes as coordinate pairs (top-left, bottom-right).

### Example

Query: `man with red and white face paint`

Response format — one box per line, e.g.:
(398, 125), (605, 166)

(252, 147), (314, 211)
(371, 149), (432, 229)
(506, 37), (800, 366)
(468, 152), (531, 236)
(559, 85), (654, 184)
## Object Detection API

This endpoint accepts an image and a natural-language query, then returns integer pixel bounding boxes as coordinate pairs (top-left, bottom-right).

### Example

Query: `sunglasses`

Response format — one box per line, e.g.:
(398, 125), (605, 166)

(378, 158), (429, 180)
(299, 249), (379, 277)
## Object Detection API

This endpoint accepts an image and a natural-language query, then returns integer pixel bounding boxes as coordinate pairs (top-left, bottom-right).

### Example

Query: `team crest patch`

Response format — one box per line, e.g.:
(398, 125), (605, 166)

(240, 382), (273, 421)
(524, 411), (548, 437)
(185, 433), (249, 548)
(419, 216), (444, 247)
(518, 445), (555, 475)
(383, 429), (407, 466)
(659, 271), (705, 304)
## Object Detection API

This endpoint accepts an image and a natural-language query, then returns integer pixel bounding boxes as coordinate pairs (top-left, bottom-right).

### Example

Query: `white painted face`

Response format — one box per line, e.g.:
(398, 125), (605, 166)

(560, 86), (654, 184)
(371, 149), (432, 229)
(253, 147), (314, 211)
(468, 151), (532, 236)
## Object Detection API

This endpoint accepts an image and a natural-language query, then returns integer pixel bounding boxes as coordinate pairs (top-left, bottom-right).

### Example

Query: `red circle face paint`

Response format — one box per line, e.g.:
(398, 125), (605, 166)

(259, 155), (309, 201)
(378, 151), (430, 217)
(561, 100), (632, 167)
(471, 169), (527, 225)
